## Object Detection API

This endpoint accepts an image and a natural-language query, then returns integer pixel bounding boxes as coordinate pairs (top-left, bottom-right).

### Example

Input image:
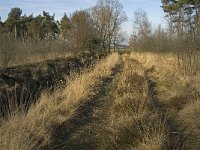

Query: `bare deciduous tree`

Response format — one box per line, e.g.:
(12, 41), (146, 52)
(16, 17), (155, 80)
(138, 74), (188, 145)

(91, 0), (127, 52)
(133, 8), (152, 38)
(130, 9), (152, 51)
(68, 10), (97, 54)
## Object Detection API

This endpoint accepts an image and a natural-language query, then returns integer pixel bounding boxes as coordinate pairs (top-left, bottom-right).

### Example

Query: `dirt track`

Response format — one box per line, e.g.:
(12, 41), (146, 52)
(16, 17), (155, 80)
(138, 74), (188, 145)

(44, 55), (169, 149)
(45, 63), (123, 150)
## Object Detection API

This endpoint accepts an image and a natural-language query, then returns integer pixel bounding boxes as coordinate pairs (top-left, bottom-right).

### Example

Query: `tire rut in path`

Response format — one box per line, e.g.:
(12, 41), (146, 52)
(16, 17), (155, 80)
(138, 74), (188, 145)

(45, 63), (123, 150)
(144, 66), (184, 149)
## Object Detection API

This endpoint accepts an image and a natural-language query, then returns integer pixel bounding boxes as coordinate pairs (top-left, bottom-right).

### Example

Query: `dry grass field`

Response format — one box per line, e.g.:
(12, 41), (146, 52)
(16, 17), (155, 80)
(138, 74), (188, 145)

(1, 0), (200, 149)
(0, 51), (200, 150)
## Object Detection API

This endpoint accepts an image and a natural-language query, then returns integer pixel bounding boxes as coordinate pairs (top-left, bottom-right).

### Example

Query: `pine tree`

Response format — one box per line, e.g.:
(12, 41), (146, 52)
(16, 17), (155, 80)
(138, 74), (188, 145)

(161, 0), (200, 36)
(60, 13), (71, 39)
(5, 8), (22, 39)
(0, 17), (3, 32)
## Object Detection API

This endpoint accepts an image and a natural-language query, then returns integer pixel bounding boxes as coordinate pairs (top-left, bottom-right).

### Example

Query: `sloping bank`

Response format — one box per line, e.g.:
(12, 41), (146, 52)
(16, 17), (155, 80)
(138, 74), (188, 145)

(0, 55), (96, 117)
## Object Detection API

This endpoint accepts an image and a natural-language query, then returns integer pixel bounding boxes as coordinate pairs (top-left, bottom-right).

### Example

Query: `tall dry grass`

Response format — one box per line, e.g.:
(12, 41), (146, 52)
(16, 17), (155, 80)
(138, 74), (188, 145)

(96, 55), (167, 149)
(131, 51), (200, 149)
(0, 53), (120, 150)
(131, 51), (200, 107)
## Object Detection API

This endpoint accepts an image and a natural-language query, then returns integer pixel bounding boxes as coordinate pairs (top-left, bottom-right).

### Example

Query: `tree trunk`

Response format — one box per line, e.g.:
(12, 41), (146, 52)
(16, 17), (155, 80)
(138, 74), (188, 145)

(14, 24), (17, 40)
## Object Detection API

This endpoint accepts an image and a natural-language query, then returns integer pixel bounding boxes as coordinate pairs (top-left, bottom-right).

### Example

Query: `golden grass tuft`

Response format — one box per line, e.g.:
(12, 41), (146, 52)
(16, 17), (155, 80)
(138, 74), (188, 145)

(176, 100), (200, 149)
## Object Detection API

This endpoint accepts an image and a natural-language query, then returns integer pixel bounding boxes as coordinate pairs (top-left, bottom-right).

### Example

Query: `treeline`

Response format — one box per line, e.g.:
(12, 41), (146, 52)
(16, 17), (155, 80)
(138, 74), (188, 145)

(129, 0), (200, 53)
(0, 9), (58, 41)
(0, 0), (127, 54)
(162, 0), (200, 37)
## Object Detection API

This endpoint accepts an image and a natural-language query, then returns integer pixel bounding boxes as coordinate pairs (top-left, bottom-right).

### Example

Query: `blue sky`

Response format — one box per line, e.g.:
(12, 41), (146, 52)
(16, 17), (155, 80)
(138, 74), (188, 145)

(0, 0), (165, 37)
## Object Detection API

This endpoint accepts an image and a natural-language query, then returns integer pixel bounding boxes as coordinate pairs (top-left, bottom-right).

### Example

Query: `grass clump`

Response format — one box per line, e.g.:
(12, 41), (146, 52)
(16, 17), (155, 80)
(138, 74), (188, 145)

(131, 51), (200, 149)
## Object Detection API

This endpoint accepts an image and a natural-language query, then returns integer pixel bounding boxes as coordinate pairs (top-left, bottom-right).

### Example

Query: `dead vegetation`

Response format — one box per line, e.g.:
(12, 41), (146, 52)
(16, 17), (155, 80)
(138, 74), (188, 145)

(0, 34), (72, 68)
(94, 55), (168, 150)
(131, 51), (200, 149)
(0, 51), (199, 150)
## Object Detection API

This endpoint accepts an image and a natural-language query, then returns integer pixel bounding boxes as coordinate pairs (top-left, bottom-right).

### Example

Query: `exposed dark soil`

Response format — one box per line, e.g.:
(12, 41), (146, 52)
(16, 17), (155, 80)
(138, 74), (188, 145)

(0, 56), (95, 117)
